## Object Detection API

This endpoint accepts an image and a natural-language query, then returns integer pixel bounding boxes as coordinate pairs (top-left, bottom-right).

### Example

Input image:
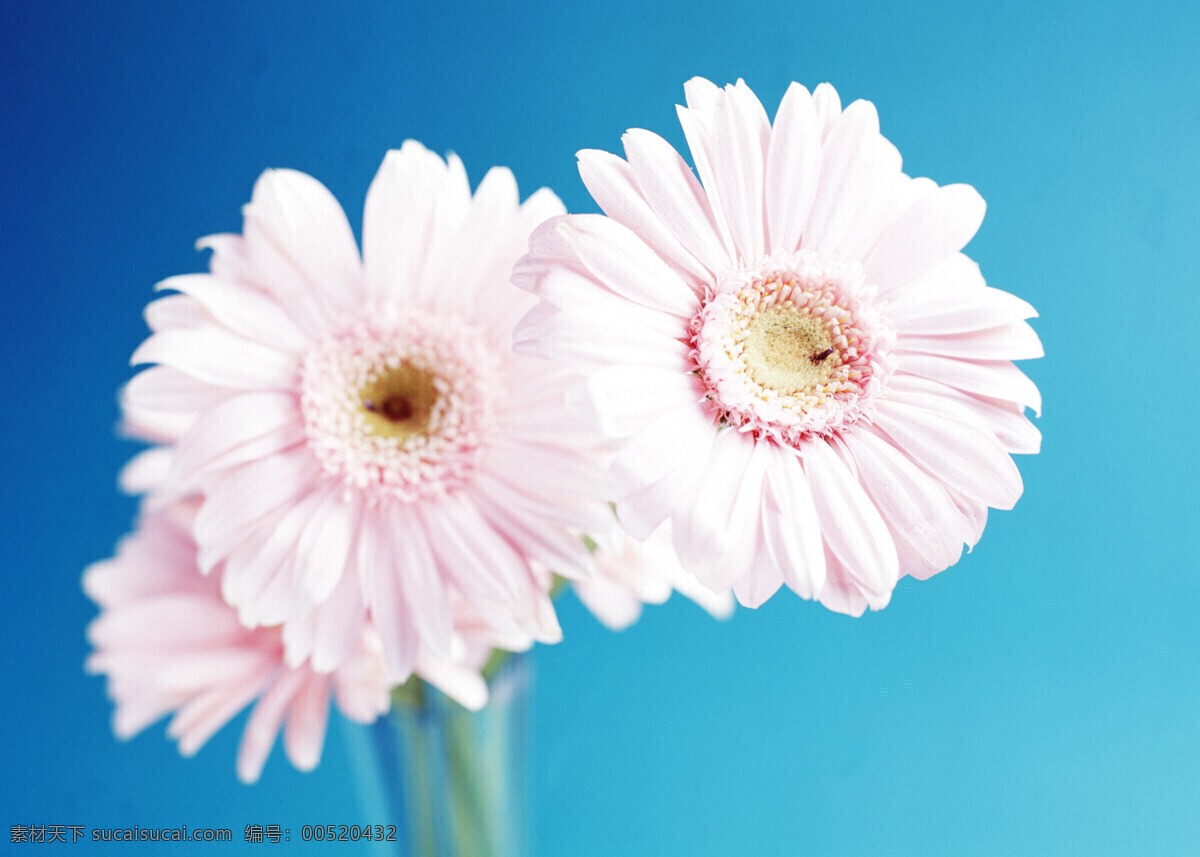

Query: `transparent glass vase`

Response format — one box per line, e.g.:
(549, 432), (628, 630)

(345, 654), (532, 857)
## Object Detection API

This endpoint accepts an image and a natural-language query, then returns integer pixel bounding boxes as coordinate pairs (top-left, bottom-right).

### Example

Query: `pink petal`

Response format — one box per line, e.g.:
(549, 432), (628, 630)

(583, 364), (703, 438)
(155, 274), (311, 353)
(308, 569), (368, 674)
(196, 233), (252, 283)
(896, 322), (1044, 361)
(513, 285), (690, 370)
(864, 184), (987, 291)
(118, 447), (173, 496)
(732, 541), (783, 608)
(243, 168), (363, 316)
(885, 374), (1041, 455)
(194, 448), (319, 574)
(671, 431), (768, 590)
(896, 354), (1042, 416)
(420, 496), (524, 605)
(362, 143), (473, 307)
(170, 391), (303, 484)
(872, 396), (1024, 510)
(844, 428), (967, 579)
(760, 444), (827, 599)
(605, 404), (716, 502)
(416, 656), (489, 711)
(802, 440), (899, 606)
(144, 293), (210, 332)
(283, 674), (331, 772)
(372, 505), (451, 661)
(474, 471), (614, 537)
(765, 82), (821, 256)
(817, 548), (875, 617)
(709, 82), (769, 262)
(131, 326), (298, 391)
(577, 146), (711, 290)
(236, 667), (307, 783)
(803, 100), (885, 258)
(547, 215), (698, 318)
(812, 83), (843, 139)
(217, 489), (324, 626)
(471, 487), (594, 580)
(620, 128), (731, 274)
(883, 255), (1038, 334)
(169, 672), (271, 757)
(295, 488), (360, 605)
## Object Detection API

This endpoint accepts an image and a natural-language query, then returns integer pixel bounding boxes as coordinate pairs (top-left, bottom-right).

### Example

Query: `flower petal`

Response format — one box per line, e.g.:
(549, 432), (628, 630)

(236, 667), (306, 783)
(361, 507), (425, 676)
(864, 183), (986, 291)
(844, 428), (968, 580)
(155, 274), (311, 353)
(243, 168), (363, 319)
(363, 143), (465, 304)
(577, 146), (711, 290)
(872, 396), (1024, 510)
(672, 431), (768, 590)
(765, 82), (821, 256)
(709, 82), (769, 262)
(131, 327), (297, 391)
(283, 675), (330, 772)
(803, 99), (884, 258)
(897, 354), (1042, 416)
(543, 215), (699, 318)
(621, 126), (734, 273)
(897, 322), (1044, 361)
(760, 444), (827, 599)
(802, 439), (899, 606)
(169, 391), (303, 485)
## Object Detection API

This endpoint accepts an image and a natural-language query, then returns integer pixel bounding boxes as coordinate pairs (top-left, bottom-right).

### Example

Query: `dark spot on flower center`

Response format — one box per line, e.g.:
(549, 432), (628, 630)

(379, 395), (414, 423)
(358, 364), (438, 440)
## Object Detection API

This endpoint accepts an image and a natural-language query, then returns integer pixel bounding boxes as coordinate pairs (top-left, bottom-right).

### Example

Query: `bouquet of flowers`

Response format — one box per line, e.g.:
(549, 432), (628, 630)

(85, 78), (1040, 853)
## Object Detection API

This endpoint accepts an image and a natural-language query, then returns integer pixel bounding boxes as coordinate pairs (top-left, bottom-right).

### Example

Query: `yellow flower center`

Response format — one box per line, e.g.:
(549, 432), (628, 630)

(743, 305), (839, 396)
(358, 364), (438, 441)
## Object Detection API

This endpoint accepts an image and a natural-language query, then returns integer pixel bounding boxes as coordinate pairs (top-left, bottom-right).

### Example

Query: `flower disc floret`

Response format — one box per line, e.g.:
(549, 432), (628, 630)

(301, 308), (500, 502)
(693, 253), (893, 445)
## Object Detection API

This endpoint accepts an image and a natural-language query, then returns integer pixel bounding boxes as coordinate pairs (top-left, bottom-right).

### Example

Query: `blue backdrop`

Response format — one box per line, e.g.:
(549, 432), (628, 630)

(4, 0), (1198, 853)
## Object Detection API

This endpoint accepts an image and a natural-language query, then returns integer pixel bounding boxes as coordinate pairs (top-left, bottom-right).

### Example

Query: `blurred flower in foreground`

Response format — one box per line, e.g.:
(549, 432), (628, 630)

(576, 523), (735, 630)
(83, 502), (391, 783)
(120, 143), (612, 679)
(514, 78), (1041, 615)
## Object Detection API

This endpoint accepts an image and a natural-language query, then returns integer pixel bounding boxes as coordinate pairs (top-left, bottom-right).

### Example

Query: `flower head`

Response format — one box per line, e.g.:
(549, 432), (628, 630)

(121, 143), (612, 677)
(83, 502), (391, 783)
(514, 78), (1041, 615)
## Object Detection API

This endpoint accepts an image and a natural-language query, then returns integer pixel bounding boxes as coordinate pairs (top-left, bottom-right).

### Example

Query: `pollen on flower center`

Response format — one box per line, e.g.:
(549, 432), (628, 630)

(691, 252), (893, 447)
(743, 305), (839, 394)
(300, 309), (499, 502)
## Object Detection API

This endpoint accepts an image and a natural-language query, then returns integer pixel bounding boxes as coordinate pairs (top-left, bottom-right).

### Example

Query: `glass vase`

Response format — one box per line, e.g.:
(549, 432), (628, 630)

(344, 654), (532, 857)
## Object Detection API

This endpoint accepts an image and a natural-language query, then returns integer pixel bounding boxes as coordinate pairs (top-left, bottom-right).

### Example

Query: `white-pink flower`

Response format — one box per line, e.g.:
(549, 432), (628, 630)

(121, 143), (612, 677)
(83, 502), (391, 783)
(514, 78), (1041, 616)
(575, 523), (735, 630)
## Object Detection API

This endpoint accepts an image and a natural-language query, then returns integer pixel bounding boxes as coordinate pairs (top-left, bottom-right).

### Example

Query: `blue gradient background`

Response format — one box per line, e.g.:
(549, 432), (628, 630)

(4, 0), (1198, 853)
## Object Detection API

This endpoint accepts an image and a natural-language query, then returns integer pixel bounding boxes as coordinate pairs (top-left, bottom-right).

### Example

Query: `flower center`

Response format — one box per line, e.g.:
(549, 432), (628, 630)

(300, 309), (499, 501)
(359, 365), (437, 439)
(691, 253), (892, 447)
(743, 306), (839, 394)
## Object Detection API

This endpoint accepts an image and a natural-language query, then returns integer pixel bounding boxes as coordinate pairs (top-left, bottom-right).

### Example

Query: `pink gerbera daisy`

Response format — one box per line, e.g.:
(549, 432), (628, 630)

(122, 143), (611, 677)
(83, 502), (392, 783)
(514, 78), (1041, 615)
